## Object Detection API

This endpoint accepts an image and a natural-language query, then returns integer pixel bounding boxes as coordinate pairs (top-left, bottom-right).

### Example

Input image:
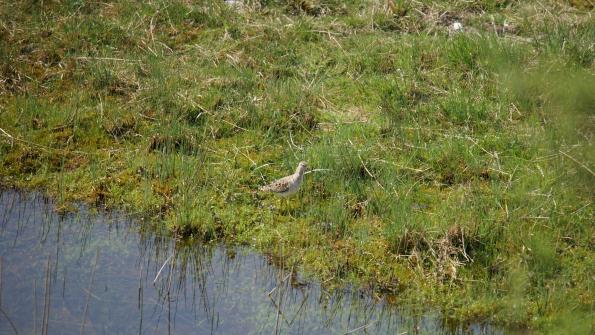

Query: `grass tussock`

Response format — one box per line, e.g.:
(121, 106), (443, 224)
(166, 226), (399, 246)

(0, 0), (593, 331)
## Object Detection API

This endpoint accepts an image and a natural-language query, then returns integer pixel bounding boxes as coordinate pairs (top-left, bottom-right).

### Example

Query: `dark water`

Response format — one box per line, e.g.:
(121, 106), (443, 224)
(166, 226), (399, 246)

(0, 191), (500, 335)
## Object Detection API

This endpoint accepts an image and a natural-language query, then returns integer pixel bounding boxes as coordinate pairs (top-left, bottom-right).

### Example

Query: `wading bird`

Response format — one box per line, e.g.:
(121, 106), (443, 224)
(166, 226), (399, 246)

(259, 161), (308, 211)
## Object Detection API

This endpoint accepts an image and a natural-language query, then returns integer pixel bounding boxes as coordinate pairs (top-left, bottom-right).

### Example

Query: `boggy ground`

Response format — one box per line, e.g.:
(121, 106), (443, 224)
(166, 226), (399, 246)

(0, 0), (593, 332)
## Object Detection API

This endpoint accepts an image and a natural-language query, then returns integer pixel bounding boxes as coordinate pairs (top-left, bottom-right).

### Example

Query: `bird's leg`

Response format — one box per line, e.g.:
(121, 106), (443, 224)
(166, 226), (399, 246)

(283, 198), (291, 217)
(279, 197), (287, 216)
(283, 198), (291, 216)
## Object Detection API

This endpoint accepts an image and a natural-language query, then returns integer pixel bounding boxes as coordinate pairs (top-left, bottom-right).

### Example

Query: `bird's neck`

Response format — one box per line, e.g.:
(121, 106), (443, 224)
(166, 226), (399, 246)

(294, 167), (305, 177)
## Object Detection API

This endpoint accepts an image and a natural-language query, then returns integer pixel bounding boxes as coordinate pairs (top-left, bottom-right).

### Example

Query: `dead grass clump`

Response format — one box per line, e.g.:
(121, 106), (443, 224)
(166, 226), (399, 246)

(0, 64), (26, 94)
(39, 48), (63, 67)
(108, 79), (139, 97)
(447, 224), (464, 247)
(103, 115), (137, 139)
(347, 199), (367, 218)
(293, 108), (318, 130)
(568, 0), (594, 10)
(148, 134), (199, 155)
(389, 229), (429, 255)
(438, 11), (464, 27)
(90, 179), (109, 206)
(92, 68), (139, 98)
(312, 181), (330, 200)
(387, 224), (475, 281)
(287, 0), (322, 16)
(372, 2), (414, 33)
(435, 224), (473, 281)
(51, 127), (74, 147)
(64, 154), (88, 171)
(151, 180), (175, 217)
(30, 117), (46, 129)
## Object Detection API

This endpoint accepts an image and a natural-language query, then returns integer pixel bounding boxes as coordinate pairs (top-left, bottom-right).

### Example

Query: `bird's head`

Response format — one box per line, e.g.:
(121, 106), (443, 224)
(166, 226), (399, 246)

(296, 161), (308, 174)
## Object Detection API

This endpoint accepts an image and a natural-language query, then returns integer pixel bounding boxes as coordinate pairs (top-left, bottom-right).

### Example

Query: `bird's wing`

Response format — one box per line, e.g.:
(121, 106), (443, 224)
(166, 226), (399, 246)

(260, 176), (291, 193)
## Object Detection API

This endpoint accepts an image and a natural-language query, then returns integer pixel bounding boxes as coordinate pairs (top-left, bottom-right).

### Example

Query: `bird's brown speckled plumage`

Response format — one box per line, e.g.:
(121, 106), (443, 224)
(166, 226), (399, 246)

(259, 161), (308, 197)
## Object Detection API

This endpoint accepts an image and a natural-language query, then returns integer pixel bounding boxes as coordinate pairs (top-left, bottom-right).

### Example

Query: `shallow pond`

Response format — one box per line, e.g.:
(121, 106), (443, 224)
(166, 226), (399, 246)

(0, 191), (500, 334)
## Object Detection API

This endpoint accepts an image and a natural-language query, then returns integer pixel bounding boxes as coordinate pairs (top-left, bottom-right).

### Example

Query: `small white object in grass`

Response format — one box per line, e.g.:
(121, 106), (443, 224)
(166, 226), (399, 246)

(224, 0), (241, 6)
(451, 22), (464, 32)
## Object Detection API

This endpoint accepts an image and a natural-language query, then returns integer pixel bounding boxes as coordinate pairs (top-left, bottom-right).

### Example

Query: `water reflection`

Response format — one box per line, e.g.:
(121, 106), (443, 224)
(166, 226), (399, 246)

(0, 191), (499, 334)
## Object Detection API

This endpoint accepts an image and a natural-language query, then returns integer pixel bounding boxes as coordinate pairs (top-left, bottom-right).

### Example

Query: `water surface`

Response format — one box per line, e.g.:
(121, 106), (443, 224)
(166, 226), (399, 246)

(0, 191), (499, 334)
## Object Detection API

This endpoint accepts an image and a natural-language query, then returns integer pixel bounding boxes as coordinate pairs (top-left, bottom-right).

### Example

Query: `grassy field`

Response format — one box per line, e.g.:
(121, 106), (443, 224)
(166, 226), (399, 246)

(1, 0), (593, 332)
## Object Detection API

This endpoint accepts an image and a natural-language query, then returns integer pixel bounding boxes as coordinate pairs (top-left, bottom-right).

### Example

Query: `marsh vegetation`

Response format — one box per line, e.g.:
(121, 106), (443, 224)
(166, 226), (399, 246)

(0, 0), (593, 332)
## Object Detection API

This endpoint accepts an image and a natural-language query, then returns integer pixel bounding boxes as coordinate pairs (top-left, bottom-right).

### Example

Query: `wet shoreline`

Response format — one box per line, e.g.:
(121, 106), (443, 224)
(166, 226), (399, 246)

(0, 190), (499, 334)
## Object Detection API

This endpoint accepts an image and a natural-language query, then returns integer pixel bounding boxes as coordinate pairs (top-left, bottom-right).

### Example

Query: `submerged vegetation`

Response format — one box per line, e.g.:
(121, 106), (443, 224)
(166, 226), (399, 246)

(0, 0), (593, 332)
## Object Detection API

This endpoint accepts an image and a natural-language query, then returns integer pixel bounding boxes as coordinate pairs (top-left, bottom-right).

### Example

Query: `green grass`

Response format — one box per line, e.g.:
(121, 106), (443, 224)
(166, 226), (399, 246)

(1, 0), (593, 332)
